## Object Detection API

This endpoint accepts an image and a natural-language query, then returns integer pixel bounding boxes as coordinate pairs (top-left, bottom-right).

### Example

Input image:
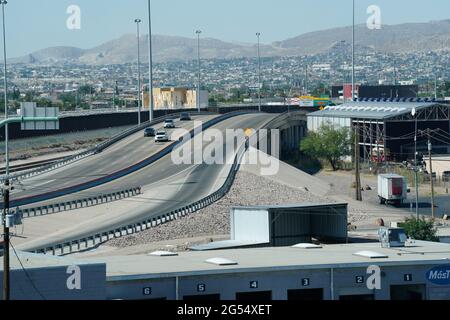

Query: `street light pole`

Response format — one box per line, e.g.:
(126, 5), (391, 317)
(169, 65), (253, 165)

(351, 0), (356, 101)
(195, 30), (201, 112)
(256, 32), (262, 112)
(147, 0), (154, 121)
(2, 0), (7, 176)
(1, 0), (10, 301)
(135, 19), (142, 126)
(428, 139), (435, 218)
(412, 108), (419, 218)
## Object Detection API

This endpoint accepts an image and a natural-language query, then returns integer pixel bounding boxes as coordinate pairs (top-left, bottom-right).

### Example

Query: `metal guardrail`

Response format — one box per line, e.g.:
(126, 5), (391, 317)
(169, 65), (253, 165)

(29, 111), (284, 256)
(31, 142), (248, 256)
(17, 187), (142, 219)
(0, 111), (214, 184)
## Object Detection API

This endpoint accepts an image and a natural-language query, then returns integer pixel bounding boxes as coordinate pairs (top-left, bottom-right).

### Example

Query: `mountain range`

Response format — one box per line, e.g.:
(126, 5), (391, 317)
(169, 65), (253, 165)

(11, 19), (450, 65)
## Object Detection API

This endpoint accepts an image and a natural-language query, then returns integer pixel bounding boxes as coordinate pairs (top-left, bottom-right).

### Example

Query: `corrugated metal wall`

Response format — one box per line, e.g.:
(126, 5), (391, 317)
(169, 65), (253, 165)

(269, 204), (348, 246)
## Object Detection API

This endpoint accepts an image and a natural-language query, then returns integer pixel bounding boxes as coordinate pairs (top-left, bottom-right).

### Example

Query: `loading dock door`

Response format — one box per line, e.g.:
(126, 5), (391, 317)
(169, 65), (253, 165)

(339, 294), (375, 300)
(183, 294), (221, 301)
(236, 291), (272, 301)
(390, 285), (426, 300)
(287, 289), (324, 300)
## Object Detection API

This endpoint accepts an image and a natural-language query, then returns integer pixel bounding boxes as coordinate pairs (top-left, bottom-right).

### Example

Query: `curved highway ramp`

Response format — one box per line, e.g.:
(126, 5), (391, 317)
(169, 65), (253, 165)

(13, 113), (277, 254)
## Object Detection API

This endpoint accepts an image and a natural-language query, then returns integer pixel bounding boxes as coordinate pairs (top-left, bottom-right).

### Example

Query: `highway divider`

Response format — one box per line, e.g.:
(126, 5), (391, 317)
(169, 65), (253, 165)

(0, 111), (215, 184)
(26, 112), (287, 256)
(17, 187), (142, 219)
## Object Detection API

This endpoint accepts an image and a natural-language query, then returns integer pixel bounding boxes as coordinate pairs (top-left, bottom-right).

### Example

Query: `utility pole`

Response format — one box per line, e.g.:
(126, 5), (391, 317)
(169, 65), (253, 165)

(434, 75), (438, 100)
(112, 80), (116, 110)
(135, 19), (142, 126)
(393, 56), (397, 86)
(428, 138), (435, 218)
(351, 0), (356, 101)
(355, 124), (362, 201)
(147, 0), (154, 121)
(412, 108), (419, 218)
(256, 32), (262, 112)
(196, 30), (202, 112)
(2, 179), (10, 300)
(1, 0), (10, 301)
(304, 64), (308, 95)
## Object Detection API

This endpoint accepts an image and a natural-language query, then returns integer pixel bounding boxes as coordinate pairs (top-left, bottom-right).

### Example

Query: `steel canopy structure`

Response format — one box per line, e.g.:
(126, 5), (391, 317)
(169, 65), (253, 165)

(308, 102), (450, 162)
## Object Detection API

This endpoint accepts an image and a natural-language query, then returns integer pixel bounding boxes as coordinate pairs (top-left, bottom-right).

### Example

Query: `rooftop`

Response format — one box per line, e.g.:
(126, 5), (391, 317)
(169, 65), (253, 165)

(0, 250), (102, 272)
(82, 241), (450, 281)
(308, 101), (439, 120)
(231, 203), (348, 211)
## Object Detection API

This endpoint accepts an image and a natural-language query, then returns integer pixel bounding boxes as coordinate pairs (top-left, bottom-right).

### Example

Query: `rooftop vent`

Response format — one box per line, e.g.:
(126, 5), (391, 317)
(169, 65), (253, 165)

(378, 227), (407, 248)
(354, 251), (388, 259)
(205, 258), (238, 266)
(291, 243), (323, 249)
(149, 251), (179, 257)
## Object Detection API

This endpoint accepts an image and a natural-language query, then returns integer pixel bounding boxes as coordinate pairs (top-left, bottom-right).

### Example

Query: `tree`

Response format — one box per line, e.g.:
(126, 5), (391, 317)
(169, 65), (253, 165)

(34, 98), (53, 108)
(78, 84), (95, 95)
(300, 123), (352, 171)
(401, 217), (439, 242)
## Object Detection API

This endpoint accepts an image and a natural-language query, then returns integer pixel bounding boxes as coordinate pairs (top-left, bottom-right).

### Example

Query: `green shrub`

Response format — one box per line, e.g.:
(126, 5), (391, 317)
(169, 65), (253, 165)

(402, 216), (439, 242)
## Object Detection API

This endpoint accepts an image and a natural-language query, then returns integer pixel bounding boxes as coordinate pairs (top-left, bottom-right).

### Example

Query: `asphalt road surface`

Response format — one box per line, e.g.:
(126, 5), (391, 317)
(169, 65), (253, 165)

(9, 114), (217, 206)
(17, 113), (276, 252)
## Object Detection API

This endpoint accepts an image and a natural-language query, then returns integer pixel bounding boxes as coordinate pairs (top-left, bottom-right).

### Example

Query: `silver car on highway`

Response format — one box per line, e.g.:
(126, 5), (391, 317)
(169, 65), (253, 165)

(164, 119), (176, 128)
(155, 130), (169, 143)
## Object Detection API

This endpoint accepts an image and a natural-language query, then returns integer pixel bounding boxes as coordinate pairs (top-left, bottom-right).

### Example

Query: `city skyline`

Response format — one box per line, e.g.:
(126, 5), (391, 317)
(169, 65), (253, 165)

(3, 0), (450, 58)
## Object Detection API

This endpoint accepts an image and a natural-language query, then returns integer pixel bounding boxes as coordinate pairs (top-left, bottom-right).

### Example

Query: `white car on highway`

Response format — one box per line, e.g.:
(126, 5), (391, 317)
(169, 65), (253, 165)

(164, 119), (176, 128)
(155, 131), (169, 143)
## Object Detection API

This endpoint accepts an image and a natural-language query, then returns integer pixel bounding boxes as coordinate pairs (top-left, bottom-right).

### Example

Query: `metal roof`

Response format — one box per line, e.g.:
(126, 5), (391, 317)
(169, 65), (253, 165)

(89, 241), (450, 281)
(231, 203), (348, 211)
(190, 240), (269, 251)
(308, 102), (438, 120)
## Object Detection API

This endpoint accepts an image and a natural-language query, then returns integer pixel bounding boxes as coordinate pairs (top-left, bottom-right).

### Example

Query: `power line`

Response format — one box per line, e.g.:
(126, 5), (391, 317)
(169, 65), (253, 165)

(9, 241), (46, 300)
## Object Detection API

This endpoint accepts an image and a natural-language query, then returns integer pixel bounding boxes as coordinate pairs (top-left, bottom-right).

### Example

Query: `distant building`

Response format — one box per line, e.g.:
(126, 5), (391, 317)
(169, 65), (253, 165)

(332, 85), (419, 100)
(143, 87), (209, 110)
(359, 85), (419, 99)
(331, 84), (360, 100)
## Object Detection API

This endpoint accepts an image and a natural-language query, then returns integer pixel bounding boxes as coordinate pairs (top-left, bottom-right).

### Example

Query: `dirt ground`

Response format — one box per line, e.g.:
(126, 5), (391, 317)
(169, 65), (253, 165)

(317, 170), (450, 226)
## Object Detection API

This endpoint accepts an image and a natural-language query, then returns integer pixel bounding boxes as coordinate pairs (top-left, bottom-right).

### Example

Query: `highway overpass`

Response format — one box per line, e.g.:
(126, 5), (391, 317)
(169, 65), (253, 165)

(7, 111), (309, 255)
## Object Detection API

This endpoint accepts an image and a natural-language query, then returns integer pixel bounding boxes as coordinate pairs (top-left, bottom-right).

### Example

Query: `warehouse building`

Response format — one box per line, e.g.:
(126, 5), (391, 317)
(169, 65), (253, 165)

(307, 101), (450, 162)
(0, 251), (106, 300)
(3, 240), (450, 300)
(101, 240), (450, 300)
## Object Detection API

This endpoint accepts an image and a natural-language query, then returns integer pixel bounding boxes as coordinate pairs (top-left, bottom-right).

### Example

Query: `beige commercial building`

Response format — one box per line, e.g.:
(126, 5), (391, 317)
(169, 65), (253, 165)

(424, 155), (450, 180)
(143, 87), (209, 110)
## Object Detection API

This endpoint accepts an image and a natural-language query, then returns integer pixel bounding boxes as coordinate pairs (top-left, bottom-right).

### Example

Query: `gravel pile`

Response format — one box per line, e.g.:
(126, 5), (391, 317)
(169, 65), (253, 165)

(107, 170), (334, 248)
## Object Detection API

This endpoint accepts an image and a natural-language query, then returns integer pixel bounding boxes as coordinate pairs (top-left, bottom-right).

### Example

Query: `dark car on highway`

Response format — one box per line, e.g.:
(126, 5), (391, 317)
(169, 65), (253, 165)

(180, 112), (191, 121)
(144, 127), (156, 137)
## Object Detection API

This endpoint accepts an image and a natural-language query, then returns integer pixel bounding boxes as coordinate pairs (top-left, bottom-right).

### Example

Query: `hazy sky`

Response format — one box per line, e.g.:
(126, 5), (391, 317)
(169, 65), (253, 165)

(4, 0), (450, 57)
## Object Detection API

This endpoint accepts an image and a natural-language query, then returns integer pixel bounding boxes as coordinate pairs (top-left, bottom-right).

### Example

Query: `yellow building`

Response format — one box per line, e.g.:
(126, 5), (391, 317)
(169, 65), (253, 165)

(143, 87), (209, 110)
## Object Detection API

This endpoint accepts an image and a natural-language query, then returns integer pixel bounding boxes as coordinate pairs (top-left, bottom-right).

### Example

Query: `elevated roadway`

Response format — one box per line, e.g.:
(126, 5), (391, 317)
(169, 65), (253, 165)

(7, 114), (217, 207)
(15, 113), (276, 252)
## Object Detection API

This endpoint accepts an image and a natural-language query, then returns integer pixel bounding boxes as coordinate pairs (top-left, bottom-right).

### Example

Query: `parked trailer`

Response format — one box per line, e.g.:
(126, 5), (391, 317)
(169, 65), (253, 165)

(378, 174), (408, 206)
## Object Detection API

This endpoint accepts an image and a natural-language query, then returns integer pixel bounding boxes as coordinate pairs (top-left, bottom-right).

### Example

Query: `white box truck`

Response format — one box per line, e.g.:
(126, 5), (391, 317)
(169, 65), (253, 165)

(378, 174), (408, 206)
